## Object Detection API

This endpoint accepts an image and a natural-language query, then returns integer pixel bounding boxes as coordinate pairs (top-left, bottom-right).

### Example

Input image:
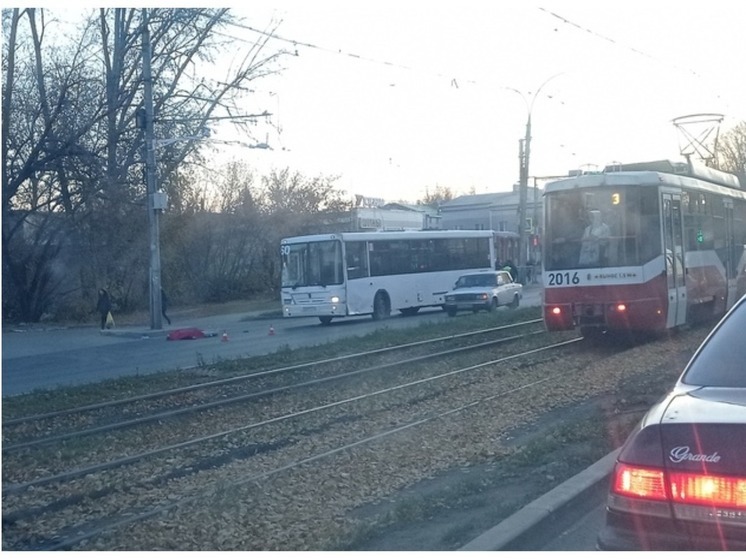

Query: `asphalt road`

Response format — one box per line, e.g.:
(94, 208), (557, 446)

(2, 285), (543, 396)
(542, 502), (607, 551)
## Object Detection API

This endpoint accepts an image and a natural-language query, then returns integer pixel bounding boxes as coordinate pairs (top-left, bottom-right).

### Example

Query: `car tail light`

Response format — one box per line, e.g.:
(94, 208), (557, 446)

(614, 466), (746, 508)
(611, 462), (746, 526)
(613, 463), (668, 501)
(669, 472), (746, 509)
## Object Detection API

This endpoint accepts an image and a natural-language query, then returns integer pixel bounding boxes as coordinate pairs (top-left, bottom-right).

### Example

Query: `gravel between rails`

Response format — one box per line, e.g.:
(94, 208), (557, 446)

(21, 325), (707, 552)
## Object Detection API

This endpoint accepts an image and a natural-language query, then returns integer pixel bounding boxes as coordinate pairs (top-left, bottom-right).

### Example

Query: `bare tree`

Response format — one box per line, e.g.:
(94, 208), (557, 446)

(2, 7), (286, 320)
(718, 120), (746, 186)
(162, 162), (352, 302)
(418, 184), (454, 205)
(2, 8), (106, 320)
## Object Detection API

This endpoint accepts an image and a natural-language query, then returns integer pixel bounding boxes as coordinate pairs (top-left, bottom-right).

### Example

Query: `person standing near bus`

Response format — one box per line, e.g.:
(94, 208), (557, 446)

(161, 288), (172, 326)
(96, 288), (112, 330)
(503, 260), (518, 283)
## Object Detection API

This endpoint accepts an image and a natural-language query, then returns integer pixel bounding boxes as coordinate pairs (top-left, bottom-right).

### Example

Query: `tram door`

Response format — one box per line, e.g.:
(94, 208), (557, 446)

(724, 200), (737, 308)
(662, 193), (686, 327)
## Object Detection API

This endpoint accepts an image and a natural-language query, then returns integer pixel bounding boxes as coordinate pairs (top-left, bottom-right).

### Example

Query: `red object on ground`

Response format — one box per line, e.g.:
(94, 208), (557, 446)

(166, 327), (206, 341)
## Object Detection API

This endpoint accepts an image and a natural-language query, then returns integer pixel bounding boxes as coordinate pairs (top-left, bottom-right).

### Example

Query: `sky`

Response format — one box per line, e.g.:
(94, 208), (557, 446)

(211, 0), (744, 204)
(23, 1), (746, 203)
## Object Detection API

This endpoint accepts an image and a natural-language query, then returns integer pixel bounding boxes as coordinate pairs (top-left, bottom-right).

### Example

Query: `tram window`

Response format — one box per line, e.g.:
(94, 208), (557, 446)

(638, 189), (661, 263)
(545, 187), (662, 270)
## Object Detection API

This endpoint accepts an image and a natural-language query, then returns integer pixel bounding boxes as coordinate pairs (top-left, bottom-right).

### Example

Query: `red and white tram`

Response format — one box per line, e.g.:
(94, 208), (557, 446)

(542, 160), (746, 336)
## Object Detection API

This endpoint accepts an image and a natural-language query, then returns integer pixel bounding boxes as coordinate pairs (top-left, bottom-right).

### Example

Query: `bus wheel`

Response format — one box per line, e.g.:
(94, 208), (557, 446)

(372, 292), (390, 321)
(319, 316), (333, 325)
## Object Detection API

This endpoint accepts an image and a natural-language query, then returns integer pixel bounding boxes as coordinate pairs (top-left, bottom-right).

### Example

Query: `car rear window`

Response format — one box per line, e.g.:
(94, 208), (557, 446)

(682, 299), (746, 387)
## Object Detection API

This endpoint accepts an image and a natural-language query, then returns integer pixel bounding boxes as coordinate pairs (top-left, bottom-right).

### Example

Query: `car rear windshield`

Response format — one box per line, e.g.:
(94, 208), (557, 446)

(683, 299), (746, 387)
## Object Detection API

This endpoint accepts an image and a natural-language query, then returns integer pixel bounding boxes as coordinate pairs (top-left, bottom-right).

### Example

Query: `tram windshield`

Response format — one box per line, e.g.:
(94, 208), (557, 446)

(544, 186), (660, 271)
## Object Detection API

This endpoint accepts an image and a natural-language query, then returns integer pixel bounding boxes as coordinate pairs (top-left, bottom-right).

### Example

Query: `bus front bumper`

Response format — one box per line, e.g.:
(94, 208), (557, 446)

(282, 302), (343, 318)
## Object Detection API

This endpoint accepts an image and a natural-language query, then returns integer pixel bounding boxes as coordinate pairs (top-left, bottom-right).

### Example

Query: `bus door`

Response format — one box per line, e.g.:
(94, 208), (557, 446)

(662, 193), (686, 327)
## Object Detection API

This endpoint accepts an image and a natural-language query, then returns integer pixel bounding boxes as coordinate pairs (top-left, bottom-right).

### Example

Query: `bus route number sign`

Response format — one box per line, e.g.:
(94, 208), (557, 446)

(546, 272), (581, 286)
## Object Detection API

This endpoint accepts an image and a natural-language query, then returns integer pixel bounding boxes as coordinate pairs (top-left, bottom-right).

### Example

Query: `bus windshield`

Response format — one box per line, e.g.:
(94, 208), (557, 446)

(281, 240), (344, 288)
(544, 186), (660, 271)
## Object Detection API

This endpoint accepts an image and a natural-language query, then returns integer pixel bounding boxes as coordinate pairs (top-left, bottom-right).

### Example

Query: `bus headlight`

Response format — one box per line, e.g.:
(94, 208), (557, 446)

(330, 296), (340, 304)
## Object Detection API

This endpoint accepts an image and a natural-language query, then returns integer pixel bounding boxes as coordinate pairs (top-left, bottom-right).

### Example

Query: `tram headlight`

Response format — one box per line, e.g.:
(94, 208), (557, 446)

(551, 306), (562, 315)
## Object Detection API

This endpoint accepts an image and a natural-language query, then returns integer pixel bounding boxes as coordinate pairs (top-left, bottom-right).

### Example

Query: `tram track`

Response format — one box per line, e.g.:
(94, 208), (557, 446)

(2, 319), (545, 451)
(2, 323), (558, 496)
(2, 322), (594, 551)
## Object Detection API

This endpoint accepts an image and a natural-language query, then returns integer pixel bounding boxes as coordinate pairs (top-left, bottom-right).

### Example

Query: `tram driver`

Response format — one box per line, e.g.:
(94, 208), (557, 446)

(579, 209), (611, 266)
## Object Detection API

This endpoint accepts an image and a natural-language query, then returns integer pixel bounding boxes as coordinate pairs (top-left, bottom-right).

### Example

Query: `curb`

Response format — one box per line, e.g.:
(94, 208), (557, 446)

(459, 448), (619, 551)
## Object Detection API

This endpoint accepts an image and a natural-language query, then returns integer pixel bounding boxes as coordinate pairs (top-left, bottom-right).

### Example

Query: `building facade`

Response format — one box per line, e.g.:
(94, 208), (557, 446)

(437, 184), (543, 266)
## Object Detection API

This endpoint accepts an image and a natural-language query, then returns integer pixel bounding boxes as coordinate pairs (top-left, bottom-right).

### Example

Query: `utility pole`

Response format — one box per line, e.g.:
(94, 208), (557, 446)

(532, 175), (539, 266)
(141, 9), (163, 330)
(518, 116), (531, 274)
(507, 73), (564, 279)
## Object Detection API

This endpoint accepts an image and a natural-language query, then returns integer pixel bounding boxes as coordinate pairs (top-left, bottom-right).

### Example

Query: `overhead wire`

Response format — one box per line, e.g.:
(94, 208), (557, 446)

(222, 7), (732, 118)
(537, 7), (704, 79)
(200, 7), (740, 165)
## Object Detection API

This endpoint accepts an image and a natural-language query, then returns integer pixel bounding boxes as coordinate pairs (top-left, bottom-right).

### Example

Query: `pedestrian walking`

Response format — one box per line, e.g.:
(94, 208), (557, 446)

(96, 288), (112, 330)
(161, 288), (172, 325)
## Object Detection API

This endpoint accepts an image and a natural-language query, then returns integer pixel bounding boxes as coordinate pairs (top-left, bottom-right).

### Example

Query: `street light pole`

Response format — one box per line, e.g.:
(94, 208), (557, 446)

(141, 9), (163, 330)
(510, 73), (563, 276)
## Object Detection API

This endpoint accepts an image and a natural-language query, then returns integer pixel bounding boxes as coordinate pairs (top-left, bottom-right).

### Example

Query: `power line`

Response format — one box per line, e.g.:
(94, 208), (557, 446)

(227, 20), (416, 72)
(227, 16), (577, 124)
(537, 7), (704, 79)
(536, 6), (744, 121)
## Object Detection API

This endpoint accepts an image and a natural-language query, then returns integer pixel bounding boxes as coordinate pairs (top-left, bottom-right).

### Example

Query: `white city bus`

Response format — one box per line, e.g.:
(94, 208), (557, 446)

(280, 230), (496, 324)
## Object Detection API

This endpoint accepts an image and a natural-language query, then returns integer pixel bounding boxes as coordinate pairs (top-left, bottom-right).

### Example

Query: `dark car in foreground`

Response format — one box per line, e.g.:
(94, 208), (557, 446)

(598, 295), (746, 551)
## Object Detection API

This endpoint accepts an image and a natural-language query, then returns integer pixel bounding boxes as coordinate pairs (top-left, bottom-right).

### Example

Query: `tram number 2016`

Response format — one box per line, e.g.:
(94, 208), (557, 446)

(547, 272), (580, 286)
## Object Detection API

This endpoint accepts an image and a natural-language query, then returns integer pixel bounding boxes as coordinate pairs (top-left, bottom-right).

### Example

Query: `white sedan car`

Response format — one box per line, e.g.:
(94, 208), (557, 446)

(443, 270), (522, 316)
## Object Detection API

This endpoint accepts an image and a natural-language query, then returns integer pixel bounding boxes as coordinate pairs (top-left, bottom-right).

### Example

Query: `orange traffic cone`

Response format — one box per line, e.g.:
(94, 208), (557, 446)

(221, 330), (229, 342)
(268, 324), (275, 336)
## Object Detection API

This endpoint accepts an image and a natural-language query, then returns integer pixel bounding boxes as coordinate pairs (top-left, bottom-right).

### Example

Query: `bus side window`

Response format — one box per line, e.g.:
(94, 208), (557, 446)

(346, 241), (369, 279)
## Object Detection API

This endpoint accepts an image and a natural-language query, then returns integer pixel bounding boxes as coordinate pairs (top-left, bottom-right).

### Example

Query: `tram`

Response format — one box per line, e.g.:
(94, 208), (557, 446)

(542, 160), (746, 336)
